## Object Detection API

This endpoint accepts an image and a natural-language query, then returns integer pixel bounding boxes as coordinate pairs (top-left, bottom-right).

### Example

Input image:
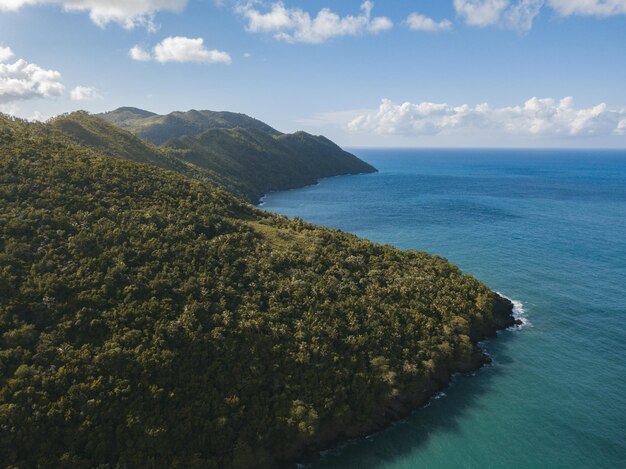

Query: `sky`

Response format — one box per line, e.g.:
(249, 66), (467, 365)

(0, 0), (625, 148)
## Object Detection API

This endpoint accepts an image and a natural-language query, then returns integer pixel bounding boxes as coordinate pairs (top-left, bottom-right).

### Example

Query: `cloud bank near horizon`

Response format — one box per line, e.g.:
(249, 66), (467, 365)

(348, 97), (626, 139)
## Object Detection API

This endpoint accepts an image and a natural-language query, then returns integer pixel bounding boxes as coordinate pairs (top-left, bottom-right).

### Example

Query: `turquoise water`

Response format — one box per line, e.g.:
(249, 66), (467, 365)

(261, 149), (626, 469)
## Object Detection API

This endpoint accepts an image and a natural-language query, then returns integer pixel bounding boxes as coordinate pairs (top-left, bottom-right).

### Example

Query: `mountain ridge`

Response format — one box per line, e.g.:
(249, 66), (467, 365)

(98, 107), (282, 145)
(91, 107), (376, 202)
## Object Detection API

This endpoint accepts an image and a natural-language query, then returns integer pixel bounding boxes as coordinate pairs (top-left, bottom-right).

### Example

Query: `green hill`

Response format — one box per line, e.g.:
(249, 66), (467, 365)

(62, 110), (376, 203)
(49, 111), (185, 173)
(48, 112), (252, 199)
(166, 126), (377, 202)
(99, 108), (282, 145)
(0, 114), (514, 467)
(96, 106), (157, 128)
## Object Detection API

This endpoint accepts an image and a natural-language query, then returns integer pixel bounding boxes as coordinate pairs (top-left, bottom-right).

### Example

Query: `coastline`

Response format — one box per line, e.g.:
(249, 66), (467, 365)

(255, 168), (377, 206)
(258, 172), (523, 468)
(281, 293), (521, 467)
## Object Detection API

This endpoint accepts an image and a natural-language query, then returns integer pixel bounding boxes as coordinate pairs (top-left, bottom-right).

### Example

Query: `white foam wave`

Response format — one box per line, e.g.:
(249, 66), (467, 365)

(496, 292), (531, 330)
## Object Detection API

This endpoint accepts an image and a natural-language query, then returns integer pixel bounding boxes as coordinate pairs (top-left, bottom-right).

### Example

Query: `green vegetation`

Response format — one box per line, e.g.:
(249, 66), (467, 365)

(166, 126), (376, 203)
(0, 114), (512, 467)
(99, 107), (281, 145)
(59, 109), (376, 203)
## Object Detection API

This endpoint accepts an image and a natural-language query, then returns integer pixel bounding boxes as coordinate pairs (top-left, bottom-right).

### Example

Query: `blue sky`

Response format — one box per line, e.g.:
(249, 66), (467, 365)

(1, 0), (625, 147)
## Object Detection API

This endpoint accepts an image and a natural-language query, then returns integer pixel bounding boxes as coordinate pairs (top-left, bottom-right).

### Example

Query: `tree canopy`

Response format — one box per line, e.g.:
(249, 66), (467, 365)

(0, 114), (510, 467)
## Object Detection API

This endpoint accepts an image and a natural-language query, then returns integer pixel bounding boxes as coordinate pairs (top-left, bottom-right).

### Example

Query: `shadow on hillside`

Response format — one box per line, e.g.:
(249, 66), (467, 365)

(297, 330), (521, 468)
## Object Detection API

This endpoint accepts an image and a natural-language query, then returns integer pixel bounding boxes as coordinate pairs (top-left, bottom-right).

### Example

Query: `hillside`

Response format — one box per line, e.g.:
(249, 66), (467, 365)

(48, 112), (252, 199)
(49, 111), (185, 173)
(99, 107), (282, 145)
(0, 114), (515, 467)
(166, 126), (378, 202)
(69, 109), (376, 203)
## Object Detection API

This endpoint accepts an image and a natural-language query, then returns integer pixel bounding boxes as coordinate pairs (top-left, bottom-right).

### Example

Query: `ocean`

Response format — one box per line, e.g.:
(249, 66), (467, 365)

(260, 149), (626, 469)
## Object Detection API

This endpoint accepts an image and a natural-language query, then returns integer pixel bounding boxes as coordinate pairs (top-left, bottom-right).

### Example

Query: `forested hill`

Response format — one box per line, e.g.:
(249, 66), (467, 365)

(84, 108), (377, 203)
(99, 107), (282, 144)
(0, 114), (514, 467)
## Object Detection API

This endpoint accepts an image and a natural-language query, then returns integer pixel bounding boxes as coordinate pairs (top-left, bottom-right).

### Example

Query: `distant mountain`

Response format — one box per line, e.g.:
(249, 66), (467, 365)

(49, 111), (183, 173)
(92, 107), (376, 202)
(166, 127), (375, 202)
(99, 108), (281, 145)
(98, 106), (157, 128)
(48, 111), (251, 198)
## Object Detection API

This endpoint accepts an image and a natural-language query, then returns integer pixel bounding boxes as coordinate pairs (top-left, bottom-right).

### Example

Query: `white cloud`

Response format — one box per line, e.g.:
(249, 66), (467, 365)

(0, 46), (14, 63)
(29, 110), (46, 121)
(70, 85), (101, 100)
(129, 45), (152, 61)
(0, 48), (98, 105)
(454, 0), (509, 26)
(548, 0), (626, 16)
(406, 13), (452, 32)
(0, 0), (187, 30)
(454, 0), (544, 31)
(153, 37), (231, 63)
(504, 0), (544, 30)
(129, 36), (232, 64)
(348, 97), (626, 138)
(0, 58), (65, 104)
(237, 1), (393, 44)
(0, 103), (19, 115)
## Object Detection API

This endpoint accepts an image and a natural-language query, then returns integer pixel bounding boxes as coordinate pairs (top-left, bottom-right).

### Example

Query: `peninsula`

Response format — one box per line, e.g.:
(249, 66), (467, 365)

(0, 111), (515, 468)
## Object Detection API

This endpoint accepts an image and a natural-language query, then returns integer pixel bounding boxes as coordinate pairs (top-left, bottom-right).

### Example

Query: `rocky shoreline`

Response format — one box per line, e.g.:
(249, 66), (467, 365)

(281, 293), (521, 467)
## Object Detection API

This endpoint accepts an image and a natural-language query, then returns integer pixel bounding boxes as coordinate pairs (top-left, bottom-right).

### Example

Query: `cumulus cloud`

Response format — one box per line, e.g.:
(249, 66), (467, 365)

(129, 37), (232, 64)
(504, 0), (545, 30)
(0, 46), (14, 63)
(454, 0), (509, 26)
(348, 97), (626, 138)
(0, 0), (187, 30)
(70, 85), (101, 100)
(0, 57), (65, 104)
(237, 1), (392, 44)
(406, 13), (452, 32)
(129, 45), (152, 61)
(548, 0), (626, 16)
(0, 48), (98, 105)
(454, 0), (544, 31)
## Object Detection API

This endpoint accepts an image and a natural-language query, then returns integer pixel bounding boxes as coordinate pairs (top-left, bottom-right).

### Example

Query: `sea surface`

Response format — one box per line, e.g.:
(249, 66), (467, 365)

(261, 149), (626, 469)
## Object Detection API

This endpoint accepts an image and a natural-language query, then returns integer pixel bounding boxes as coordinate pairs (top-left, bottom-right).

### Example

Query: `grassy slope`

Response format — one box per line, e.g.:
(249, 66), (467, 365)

(0, 115), (513, 467)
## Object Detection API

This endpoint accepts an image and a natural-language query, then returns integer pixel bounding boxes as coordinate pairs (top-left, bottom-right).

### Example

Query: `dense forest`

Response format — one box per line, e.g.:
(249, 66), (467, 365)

(99, 107), (282, 145)
(0, 114), (514, 467)
(96, 107), (376, 203)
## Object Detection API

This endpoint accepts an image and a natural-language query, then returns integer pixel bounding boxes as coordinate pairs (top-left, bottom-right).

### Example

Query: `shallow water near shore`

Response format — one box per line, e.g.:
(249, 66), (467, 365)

(261, 149), (626, 469)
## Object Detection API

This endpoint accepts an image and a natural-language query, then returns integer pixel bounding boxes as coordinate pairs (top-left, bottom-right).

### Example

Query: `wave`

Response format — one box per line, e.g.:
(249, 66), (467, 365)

(496, 292), (531, 330)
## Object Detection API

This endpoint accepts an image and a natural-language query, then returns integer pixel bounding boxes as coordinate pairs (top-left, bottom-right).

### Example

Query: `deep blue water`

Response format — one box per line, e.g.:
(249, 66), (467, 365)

(261, 149), (626, 469)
